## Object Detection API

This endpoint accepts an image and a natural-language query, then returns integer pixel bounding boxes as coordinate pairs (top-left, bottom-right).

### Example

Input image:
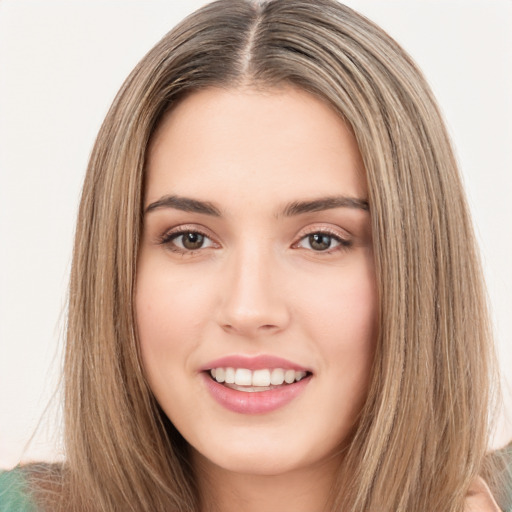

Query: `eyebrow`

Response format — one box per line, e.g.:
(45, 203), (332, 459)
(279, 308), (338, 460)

(144, 194), (369, 217)
(145, 195), (222, 216)
(281, 196), (369, 216)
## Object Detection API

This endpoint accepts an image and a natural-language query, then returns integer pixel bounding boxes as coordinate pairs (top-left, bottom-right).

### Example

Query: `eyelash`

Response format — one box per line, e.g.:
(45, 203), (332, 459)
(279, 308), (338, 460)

(293, 227), (352, 253)
(158, 226), (215, 255)
(158, 226), (352, 255)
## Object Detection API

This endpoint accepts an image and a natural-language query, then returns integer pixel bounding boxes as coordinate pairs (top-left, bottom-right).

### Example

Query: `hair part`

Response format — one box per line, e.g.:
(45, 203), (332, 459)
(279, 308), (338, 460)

(50, 1), (499, 510)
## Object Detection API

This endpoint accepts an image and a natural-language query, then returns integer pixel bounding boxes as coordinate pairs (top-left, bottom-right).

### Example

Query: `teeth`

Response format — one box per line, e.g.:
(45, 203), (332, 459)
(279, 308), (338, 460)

(225, 367), (235, 384)
(270, 368), (285, 385)
(252, 369), (271, 387)
(210, 367), (308, 387)
(235, 368), (252, 386)
(215, 368), (225, 383)
(295, 371), (306, 382)
(284, 369), (295, 384)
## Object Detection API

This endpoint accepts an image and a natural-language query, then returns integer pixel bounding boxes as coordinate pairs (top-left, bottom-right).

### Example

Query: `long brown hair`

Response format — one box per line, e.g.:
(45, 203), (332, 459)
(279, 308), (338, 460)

(47, 1), (497, 510)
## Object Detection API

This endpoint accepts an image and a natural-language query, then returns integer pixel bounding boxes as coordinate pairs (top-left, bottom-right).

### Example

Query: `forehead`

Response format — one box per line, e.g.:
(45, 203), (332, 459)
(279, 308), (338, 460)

(145, 86), (367, 208)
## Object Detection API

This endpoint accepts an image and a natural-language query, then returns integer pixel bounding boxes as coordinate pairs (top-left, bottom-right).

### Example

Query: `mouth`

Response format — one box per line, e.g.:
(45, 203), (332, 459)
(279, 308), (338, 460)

(201, 362), (312, 414)
(207, 367), (311, 392)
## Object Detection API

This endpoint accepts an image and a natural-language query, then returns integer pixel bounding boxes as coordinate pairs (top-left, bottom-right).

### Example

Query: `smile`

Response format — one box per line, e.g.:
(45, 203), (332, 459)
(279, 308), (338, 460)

(201, 357), (312, 414)
(210, 367), (308, 391)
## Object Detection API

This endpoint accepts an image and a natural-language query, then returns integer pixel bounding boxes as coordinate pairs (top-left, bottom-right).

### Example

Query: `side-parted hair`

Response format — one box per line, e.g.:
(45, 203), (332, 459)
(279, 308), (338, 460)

(51, 1), (496, 510)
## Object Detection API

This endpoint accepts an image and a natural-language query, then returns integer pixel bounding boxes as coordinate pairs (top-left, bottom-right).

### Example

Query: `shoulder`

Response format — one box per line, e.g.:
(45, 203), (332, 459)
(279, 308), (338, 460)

(484, 442), (512, 512)
(0, 462), (64, 512)
(0, 466), (36, 512)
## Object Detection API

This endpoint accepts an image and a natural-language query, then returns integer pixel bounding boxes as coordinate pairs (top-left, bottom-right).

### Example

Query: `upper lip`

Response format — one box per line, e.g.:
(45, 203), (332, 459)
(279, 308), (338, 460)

(200, 354), (311, 372)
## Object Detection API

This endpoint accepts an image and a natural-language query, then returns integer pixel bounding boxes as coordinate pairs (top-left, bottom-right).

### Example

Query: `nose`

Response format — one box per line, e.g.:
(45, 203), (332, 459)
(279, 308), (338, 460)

(216, 242), (290, 338)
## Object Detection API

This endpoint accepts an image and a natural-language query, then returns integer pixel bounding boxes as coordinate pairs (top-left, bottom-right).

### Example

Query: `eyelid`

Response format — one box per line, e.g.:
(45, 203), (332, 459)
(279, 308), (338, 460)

(295, 224), (352, 241)
(156, 223), (352, 254)
(157, 224), (220, 250)
(292, 224), (352, 251)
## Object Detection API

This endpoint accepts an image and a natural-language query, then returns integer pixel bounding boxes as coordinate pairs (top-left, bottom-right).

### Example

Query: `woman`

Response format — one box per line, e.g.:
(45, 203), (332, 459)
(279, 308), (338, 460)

(0, 0), (509, 510)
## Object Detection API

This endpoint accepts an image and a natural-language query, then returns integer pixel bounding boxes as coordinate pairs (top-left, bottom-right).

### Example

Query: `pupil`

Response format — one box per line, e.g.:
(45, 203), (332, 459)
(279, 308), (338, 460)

(309, 233), (331, 251)
(183, 232), (204, 250)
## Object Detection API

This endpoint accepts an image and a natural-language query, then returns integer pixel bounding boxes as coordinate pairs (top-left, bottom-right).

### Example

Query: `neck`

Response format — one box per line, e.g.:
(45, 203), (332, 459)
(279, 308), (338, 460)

(193, 451), (341, 512)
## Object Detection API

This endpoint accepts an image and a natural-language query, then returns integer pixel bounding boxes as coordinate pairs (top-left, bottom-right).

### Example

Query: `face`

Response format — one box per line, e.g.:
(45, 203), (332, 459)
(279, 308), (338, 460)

(136, 86), (377, 478)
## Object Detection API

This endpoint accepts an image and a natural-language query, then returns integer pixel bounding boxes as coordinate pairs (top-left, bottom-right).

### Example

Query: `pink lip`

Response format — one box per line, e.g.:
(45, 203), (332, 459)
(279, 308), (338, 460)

(201, 372), (311, 414)
(200, 354), (309, 372)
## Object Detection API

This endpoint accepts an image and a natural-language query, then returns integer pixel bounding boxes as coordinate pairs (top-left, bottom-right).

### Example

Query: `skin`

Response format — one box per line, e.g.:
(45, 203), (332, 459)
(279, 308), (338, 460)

(136, 86), (377, 511)
(464, 477), (501, 512)
(135, 85), (499, 511)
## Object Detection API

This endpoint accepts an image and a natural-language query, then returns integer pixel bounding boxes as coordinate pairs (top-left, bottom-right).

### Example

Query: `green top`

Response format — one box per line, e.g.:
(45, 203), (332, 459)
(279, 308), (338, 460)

(0, 467), (36, 512)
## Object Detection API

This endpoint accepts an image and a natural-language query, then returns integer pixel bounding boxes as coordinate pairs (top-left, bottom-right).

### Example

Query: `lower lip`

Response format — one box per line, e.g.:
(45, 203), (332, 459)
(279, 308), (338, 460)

(201, 372), (311, 414)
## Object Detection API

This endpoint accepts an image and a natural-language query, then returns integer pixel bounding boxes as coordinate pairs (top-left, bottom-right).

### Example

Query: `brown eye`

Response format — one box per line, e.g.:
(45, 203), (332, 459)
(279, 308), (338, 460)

(178, 232), (205, 250)
(162, 230), (216, 252)
(295, 231), (350, 253)
(308, 233), (332, 251)
(185, 232), (204, 249)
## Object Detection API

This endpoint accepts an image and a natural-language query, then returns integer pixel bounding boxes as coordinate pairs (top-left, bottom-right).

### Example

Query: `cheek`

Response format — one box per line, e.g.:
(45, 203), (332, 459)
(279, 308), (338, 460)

(135, 263), (214, 379)
(300, 259), (378, 350)
(333, 270), (377, 367)
(298, 259), (378, 399)
(322, 287), (376, 435)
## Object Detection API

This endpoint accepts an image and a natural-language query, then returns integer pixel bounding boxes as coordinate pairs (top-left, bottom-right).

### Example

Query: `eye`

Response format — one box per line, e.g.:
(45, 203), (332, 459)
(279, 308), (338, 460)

(295, 231), (350, 252)
(160, 229), (216, 253)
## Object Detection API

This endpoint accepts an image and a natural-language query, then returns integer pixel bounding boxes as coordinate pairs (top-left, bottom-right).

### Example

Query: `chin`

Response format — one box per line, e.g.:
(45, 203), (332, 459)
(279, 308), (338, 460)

(196, 446), (311, 477)
(188, 422), (343, 478)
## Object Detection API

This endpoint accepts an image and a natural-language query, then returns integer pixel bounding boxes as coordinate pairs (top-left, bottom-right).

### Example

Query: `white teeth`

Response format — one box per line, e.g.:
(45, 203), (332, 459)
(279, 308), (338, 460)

(215, 367), (225, 383)
(209, 367), (308, 387)
(252, 369), (271, 387)
(225, 367), (235, 384)
(235, 368), (252, 386)
(270, 368), (285, 385)
(295, 371), (306, 382)
(284, 369), (295, 384)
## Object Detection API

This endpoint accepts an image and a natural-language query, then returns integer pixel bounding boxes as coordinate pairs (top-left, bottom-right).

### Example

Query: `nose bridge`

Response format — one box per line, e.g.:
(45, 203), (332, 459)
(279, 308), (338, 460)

(218, 237), (289, 336)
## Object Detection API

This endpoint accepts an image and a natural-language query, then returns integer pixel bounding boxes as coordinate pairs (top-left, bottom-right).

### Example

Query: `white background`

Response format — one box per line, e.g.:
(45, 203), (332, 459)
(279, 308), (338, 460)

(1, 0), (511, 468)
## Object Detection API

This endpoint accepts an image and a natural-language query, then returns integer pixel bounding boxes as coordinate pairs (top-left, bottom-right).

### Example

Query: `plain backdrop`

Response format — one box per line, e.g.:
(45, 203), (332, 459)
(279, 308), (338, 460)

(1, 0), (511, 468)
